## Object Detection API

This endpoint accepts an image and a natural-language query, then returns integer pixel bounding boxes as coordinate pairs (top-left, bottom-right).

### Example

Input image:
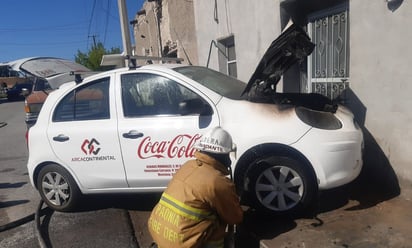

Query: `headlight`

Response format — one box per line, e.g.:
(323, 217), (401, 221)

(295, 106), (342, 130)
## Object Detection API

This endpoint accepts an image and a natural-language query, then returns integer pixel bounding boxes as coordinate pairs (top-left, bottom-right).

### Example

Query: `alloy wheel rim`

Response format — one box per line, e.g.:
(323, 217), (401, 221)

(41, 172), (70, 206)
(255, 165), (304, 211)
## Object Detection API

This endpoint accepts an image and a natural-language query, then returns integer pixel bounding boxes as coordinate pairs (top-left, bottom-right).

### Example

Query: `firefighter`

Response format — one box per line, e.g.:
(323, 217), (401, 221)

(148, 127), (243, 248)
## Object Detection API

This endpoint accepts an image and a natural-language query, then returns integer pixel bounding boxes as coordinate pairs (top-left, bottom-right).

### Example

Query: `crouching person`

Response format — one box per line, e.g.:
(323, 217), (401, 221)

(148, 127), (243, 248)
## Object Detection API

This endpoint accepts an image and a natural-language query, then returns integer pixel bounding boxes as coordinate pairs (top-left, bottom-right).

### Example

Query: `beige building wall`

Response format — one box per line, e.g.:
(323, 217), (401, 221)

(132, 0), (197, 65)
(133, 2), (162, 58)
(193, 0), (280, 82)
(350, 0), (412, 182)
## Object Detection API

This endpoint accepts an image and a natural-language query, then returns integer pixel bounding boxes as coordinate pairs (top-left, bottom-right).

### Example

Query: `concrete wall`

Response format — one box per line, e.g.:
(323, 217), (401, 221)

(0, 77), (31, 88)
(133, 0), (197, 65)
(163, 0), (198, 65)
(193, 0), (280, 82)
(134, 2), (161, 58)
(350, 0), (412, 182)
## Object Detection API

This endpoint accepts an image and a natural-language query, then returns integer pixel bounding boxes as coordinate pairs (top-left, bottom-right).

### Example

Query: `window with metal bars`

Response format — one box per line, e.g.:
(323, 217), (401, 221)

(308, 4), (349, 100)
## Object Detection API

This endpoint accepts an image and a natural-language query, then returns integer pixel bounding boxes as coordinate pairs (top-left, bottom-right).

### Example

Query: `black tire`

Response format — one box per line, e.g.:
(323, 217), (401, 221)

(246, 156), (318, 216)
(37, 164), (81, 212)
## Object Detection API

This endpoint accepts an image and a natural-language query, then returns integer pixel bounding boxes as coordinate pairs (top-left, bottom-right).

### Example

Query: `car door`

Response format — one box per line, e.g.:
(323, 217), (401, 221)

(117, 71), (220, 189)
(46, 76), (128, 190)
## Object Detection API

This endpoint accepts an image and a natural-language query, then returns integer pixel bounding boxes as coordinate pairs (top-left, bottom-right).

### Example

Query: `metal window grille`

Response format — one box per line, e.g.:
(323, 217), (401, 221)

(308, 5), (349, 100)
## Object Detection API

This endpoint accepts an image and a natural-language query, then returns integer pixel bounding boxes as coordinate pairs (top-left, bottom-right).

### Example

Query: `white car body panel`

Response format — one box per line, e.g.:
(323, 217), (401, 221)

(27, 24), (364, 213)
(290, 106), (364, 189)
(27, 65), (363, 196)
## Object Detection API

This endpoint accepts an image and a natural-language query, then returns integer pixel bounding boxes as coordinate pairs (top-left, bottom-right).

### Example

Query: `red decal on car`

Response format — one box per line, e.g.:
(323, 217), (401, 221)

(81, 138), (101, 155)
(137, 134), (201, 159)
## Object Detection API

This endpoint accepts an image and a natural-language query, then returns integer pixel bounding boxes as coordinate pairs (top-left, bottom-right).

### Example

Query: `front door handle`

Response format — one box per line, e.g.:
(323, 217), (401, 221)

(53, 134), (69, 142)
(122, 130), (144, 139)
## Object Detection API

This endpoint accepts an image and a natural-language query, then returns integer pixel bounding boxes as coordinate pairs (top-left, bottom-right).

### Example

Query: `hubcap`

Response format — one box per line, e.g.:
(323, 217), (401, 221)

(41, 172), (70, 206)
(255, 166), (303, 211)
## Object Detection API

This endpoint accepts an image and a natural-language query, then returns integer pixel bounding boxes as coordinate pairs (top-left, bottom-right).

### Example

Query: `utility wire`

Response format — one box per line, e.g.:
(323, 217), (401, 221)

(103, 0), (111, 45)
(87, 0), (98, 50)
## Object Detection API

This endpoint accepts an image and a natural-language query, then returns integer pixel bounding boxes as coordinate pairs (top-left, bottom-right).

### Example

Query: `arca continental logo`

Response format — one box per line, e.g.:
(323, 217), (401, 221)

(81, 138), (101, 155)
(71, 138), (116, 162)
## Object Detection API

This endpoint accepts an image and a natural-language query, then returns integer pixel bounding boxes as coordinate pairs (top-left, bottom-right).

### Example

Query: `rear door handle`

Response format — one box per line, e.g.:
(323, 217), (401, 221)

(122, 130), (144, 139)
(53, 134), (69, 142)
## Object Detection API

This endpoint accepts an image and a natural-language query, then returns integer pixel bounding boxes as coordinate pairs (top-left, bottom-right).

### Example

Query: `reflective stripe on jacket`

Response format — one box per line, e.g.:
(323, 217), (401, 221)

(148, 151), (243, 248)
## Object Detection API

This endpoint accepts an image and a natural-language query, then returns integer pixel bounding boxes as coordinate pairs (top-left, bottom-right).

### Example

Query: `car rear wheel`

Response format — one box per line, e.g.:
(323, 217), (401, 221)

(246, 156), (318, 216)
(37, 164), (81, 212)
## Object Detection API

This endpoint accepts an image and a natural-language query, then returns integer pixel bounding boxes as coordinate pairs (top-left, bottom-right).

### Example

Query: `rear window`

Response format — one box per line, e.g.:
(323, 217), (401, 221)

(53, 78), (110, 122)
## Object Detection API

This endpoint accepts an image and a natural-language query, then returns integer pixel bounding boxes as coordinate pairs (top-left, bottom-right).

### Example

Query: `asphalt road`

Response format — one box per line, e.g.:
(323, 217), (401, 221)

(0, 99), (138, 248)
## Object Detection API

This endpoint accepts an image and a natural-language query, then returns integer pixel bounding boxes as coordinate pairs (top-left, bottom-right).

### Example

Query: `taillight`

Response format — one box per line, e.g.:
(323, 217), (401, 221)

(24, 100), (30, 113)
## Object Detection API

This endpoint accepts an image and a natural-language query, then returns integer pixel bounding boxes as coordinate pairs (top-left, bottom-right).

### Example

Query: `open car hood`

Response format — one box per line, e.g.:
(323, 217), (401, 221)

(241, 23), (338, 113)
(242, 23), (315, 96)
(7, 57), (91, 89)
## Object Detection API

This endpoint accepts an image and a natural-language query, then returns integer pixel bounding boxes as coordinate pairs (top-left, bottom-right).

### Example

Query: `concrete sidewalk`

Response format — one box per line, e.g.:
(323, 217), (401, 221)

(258, 195), (412, 248)
(129, 188), (412, 248)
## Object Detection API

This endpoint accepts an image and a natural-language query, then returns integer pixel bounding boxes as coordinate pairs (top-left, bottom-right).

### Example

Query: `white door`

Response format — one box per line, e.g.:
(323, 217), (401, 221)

(117, 72), (219, 189)
(47, 77), (128, 190)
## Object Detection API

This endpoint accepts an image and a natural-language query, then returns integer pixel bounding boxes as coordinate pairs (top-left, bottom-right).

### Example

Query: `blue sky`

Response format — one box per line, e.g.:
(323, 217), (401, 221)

(0, 0), (144, 63)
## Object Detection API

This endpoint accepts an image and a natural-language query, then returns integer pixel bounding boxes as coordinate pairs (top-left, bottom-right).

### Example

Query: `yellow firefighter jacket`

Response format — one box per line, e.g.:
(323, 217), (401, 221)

(148, 151), (243, 248)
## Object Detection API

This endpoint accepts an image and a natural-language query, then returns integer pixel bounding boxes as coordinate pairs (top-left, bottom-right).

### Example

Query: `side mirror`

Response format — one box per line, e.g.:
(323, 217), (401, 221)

(178, 99), (213, 116)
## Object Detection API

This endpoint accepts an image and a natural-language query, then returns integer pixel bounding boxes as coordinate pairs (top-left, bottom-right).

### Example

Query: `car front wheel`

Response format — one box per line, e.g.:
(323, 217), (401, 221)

(37, 164), (80, 212)
(246, 156), (318, 216)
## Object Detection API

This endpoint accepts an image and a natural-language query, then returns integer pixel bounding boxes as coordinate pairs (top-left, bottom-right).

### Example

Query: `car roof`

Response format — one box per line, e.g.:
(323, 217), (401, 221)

(79, 64), (186, 81)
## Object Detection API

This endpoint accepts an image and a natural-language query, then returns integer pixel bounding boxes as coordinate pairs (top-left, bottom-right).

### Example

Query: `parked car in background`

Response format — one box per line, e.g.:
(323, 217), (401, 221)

(1, 57), (91, 128)
(6, 82), (33, 101)
(0, 82), (8, 98)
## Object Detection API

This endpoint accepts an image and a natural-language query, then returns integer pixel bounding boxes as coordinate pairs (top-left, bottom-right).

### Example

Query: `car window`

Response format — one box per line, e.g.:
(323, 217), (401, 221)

(121, 73), (210, 117)
(53, 77), (110, 122)
(173, 66), (248, 100)
(33, 78), (52, 91)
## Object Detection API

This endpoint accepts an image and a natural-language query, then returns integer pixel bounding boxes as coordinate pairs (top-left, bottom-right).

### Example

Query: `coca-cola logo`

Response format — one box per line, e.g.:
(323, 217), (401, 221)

(137, 134), (201, 159)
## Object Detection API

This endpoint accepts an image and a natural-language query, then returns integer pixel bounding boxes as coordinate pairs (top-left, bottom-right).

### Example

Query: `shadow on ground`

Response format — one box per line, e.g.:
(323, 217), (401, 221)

(73, 193), (162, 213)
(317, 127), (401, 213)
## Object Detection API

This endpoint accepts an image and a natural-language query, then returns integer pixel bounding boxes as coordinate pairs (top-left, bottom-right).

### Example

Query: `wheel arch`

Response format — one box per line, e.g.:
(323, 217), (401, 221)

(234, 143), (318, 194)
(33, 162), (81, 191)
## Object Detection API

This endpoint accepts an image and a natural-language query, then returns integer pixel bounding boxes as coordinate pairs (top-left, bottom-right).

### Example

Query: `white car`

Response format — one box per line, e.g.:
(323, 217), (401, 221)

(27, 24), (363, 215)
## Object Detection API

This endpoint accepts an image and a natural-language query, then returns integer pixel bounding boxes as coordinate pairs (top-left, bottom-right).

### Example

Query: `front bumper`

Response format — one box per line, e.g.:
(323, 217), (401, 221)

(292, 127), (364, 190)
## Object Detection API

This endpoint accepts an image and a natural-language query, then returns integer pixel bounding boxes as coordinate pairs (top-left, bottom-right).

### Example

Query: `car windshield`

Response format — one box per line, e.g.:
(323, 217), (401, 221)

(173, 66), (247, 100)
